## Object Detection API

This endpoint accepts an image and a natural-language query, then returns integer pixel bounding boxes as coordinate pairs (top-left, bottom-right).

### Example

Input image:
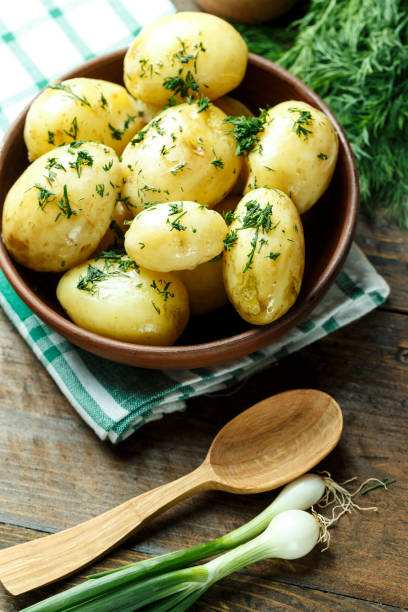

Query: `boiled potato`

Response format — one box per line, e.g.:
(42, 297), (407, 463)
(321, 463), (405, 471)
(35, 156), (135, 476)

(57, 253), (189, 345)
(245, 101), (338, 214)
(125, 201), (227, 272)
(24, 78), (158, 161)
(2, 142), (121, 272)
(124, 12), (248, 106)
(223, 187), (304, 324)
(214, 96), (253, 118)
(121, 102), (241, 212)
(178, 254), (227, 315)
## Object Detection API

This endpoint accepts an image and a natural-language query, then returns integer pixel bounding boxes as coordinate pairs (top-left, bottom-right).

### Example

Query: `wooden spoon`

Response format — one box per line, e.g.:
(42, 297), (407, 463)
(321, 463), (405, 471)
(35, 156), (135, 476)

(0, 389), (342, 595)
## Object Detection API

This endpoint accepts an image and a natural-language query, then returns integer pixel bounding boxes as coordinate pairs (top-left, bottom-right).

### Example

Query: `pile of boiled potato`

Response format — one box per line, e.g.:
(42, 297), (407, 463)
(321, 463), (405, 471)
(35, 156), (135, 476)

(2, 12), (338, 346)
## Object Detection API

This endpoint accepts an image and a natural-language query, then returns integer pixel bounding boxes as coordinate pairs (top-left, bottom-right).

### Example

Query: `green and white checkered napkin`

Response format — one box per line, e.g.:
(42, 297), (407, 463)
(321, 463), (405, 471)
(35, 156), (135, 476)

(0, 0), (390, 442)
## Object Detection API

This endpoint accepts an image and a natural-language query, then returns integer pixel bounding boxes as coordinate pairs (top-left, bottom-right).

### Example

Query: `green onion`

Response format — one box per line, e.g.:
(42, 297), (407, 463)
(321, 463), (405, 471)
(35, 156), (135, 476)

(40, 510), (319, 612)
(21, 474), (325, 612)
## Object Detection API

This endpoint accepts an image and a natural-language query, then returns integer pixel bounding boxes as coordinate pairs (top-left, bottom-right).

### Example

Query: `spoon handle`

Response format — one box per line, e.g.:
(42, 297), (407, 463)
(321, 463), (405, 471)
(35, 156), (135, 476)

(0, 463), (213, 596)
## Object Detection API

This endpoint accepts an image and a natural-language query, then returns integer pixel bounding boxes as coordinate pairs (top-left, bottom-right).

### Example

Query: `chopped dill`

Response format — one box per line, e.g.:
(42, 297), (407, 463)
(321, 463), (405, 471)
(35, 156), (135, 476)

(196, 96), (211, 112)
(49, 82), (91, 106)
(223, 229), (238, 251)
(56, 185), (76, 220)
(223, 210), (236, 226)
(224, 111), (267, 156)
(317, 152), (328, 160)
(96, 184), (105, 197)
(33, 184), (55, 210)
(151, 279), (174, 302)
(64, 116), (78, 140)
(103, 160), (114, 172)
(170, 162), (187, 176)
(163, 68), (199, 100)
(289, 107), (313, 140)
(68, 149), (93, 177)
(100, 93), (108, 109)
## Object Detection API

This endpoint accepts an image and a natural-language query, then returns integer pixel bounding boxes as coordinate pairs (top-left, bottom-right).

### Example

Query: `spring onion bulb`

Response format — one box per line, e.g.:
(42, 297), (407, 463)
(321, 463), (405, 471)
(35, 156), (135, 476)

(22, 474), (325, 612)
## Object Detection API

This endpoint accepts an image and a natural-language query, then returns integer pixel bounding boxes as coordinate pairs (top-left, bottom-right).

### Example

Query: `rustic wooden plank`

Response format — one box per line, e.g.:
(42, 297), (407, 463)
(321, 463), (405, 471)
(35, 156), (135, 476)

(0, 525), (402, 612)
(0, 305), (407, 608)
(355, 218), (408, 315)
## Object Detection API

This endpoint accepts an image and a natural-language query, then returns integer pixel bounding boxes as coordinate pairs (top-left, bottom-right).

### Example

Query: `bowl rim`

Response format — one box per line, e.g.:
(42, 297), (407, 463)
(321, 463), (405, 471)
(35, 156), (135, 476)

(0, 50), (359, 369)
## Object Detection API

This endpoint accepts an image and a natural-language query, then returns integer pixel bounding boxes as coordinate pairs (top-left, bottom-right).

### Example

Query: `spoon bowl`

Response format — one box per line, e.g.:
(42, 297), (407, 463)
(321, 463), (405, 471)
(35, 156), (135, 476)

(0, 389), (342, 595)
(208, 389), (342, 492)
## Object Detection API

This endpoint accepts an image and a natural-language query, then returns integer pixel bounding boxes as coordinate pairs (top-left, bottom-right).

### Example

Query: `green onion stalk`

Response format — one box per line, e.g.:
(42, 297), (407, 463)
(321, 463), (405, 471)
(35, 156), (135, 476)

(22, 474), (325, 612)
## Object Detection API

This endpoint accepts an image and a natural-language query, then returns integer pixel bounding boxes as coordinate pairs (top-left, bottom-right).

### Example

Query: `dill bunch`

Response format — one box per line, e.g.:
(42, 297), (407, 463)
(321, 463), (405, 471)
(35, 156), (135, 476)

(236, 0), (408, 227)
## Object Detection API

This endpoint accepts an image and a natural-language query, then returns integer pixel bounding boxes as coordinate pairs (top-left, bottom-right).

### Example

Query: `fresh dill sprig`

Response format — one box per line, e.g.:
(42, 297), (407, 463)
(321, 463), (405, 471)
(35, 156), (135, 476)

(235, 0), (408, 226)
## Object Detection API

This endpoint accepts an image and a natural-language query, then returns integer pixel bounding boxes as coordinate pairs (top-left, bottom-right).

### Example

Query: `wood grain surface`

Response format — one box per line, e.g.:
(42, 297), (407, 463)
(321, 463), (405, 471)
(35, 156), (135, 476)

(0, 0), (407, 610)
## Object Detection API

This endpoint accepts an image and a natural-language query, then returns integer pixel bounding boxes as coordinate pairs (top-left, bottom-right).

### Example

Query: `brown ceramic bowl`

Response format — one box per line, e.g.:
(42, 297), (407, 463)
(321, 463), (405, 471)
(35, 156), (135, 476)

(0, 51), (359, 370)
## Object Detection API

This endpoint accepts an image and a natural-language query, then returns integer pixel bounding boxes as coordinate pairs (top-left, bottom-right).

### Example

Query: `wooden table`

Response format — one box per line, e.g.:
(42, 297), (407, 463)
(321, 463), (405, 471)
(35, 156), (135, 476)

(1, 4), (408, 611)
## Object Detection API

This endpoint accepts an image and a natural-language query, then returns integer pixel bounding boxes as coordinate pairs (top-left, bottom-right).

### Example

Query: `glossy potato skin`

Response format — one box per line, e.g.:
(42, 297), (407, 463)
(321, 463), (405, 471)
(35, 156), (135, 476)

(124, 12), (248, 106)
(57, 256), (190, 345)
(178, 255), (227, 315)
(2, 142), (121, 272)
(246, 101), (339, 214)
(24, 78), (158, 160)
(125, 201), (228, 272)
(223, 188), (305, 325)
(121, 103), (242, 211)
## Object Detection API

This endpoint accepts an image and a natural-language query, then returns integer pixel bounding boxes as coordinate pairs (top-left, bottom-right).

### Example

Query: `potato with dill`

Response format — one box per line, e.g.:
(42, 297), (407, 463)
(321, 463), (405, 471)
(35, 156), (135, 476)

(245, 101), (339, 214)
(2, 142), (121, 272)
(57, 253), (190, 345)
(124, 11), (248, 107)
(223, 187), (305, 325)
(125, 201), (228, 272)
(121, 101), (242, 212)
(24, 78), (158, 161)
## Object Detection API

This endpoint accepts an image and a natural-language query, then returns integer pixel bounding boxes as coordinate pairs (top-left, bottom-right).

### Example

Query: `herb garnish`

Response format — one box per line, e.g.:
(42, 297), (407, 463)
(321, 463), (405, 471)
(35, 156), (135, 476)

(223, 210), (236, 226)
(151, 279), (174, 302)
(223, 229), (238, 251)
(47, 131), (55, 145)
(163, 69), (199, 100)
(108, 123), (124, 141)
(69, 150), (93, 177)
(224, 111), (267, 156)
(170, 162), (187, 176)
(100, 93), (108, 109)
(33, 184), (55, 210)
(211, 149), (224, 169)
(64, 116), (78, 140)
(56, 185), (76, 220)
(96, 184), (105, 197)
(317, 152), (328, 160)
(167, 203), (187, 231)
(289, 108), (313, 140)
(46, 158), (66, 172)
(103, 160), (114, 172)
(49, 82), (91, 106)
(196, 96), (210, 112)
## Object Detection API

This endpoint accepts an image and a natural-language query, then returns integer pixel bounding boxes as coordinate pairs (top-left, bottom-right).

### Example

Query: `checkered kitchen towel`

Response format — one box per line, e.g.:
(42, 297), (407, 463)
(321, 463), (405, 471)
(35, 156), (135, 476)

(0, 0), (390, 442)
